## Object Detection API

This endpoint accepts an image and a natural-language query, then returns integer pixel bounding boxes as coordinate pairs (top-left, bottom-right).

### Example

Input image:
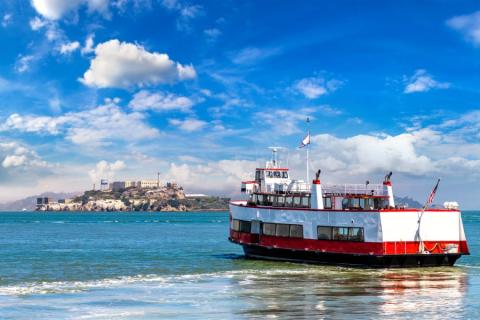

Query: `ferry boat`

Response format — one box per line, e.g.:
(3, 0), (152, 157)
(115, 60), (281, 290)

(229, 148), (469, 267)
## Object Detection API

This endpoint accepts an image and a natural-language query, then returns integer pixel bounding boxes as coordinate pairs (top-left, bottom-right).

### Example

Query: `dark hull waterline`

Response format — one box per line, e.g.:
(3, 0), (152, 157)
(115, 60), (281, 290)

(240, 244), (462, 268)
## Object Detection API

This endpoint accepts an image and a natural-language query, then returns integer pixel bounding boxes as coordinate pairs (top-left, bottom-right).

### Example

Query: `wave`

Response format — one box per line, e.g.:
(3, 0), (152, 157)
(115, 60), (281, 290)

(0, 265), (465, 297)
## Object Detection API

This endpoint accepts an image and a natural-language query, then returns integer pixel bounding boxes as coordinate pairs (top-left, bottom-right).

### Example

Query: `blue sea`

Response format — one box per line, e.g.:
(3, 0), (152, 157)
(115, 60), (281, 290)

(0, 211), (478, 319)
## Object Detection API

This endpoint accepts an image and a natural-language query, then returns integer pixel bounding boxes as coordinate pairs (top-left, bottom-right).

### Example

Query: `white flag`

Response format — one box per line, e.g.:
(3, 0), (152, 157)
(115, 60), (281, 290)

(299, 132), (310, 148)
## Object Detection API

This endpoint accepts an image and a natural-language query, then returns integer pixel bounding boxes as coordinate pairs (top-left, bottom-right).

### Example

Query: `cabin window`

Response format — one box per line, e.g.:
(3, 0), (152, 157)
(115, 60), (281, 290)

(276, 196), (285, 207)
(266, 195), (275, 205)
(333, 227), (349, 241)
(351, 198), (360, 209)
(239, 220), (251, 233)
(257, 194), (264, 205)
(301, 196), (310, 207)
(285, 196), (293, 207)
(293, 196), (301, 207)
(365, 198), (374, 210)
(317, 226), (332, 240)
(282, 172), (289, 179)
(262, 223), (276, 236)
(275, 224), (290, 237)
(348, 227), (364, 242)
(232, 219), (251, 233)
(266, 171), (273, 178)
(324, 197), (332, 209)
(359, 198), (366, 209)
(274, 171), (281, 178)
(232, 219), (240, 231)
(289, 224), (304, 238)
(319, 226), (365, 242)
(341, 198), (348, 209)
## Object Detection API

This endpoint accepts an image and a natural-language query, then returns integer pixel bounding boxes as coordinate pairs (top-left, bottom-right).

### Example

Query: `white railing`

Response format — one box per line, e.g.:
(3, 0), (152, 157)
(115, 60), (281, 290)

(322, 183), (386, 196)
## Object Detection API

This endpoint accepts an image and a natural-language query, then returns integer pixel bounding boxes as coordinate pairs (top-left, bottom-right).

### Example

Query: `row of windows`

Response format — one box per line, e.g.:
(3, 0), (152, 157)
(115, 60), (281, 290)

(262, 223), (304, 238)
(249, 194), (311, 208)
(317, 226), (364, 242)
(341, 198), (389, 210)
(232, 219), (364, 242)
(255, 171), (289, 179)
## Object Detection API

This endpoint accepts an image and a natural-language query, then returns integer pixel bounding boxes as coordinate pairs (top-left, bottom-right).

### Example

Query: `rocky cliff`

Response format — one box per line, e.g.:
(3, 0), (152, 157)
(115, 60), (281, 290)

(36, 184), (230, 212)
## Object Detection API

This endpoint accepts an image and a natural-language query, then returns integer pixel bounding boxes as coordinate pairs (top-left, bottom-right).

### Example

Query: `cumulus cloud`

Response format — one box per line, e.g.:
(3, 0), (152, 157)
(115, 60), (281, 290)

(0, 141), (50, 169)
(163, 159), (257, 196)
(294, 76), (343, 99)
(31, 0), (110, 20)
(1, 100), (159, 146)
(88, 160), (126, 183)
(80, 39), (196, 88)
(59, 41), (80, 54)
(447, 11), (480, 46)
(169, 118), (207, 132)
(129, 90), (194, 112)
(404, 69), (450, 94)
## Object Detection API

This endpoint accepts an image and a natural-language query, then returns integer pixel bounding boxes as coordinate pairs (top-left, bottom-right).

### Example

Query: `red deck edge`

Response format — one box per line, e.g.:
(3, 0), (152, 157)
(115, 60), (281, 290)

(230, 230), (469, 255)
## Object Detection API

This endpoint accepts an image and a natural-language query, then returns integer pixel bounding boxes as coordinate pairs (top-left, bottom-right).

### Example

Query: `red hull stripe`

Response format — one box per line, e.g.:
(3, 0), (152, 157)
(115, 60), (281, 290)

(230, 230), (469, 255)
(229, 202), (459, 213)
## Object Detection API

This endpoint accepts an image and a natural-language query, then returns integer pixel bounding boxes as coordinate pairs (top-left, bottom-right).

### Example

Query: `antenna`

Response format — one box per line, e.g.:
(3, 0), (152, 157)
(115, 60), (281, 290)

(268, 146), (285, 168)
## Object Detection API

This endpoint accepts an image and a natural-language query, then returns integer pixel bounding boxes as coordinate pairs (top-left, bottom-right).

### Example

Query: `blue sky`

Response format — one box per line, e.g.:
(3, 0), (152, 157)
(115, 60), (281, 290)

(1, 0), (480, 208)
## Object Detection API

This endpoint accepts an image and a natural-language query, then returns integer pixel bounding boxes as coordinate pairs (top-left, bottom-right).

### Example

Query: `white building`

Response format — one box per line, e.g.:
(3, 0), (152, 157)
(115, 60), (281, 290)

(137, 180), (159, 188)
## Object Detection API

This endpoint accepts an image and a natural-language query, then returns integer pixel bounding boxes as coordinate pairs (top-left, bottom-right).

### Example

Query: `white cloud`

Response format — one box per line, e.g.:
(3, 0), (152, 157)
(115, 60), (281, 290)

(81, 34), (95, 55)
(169, 118), (207, 132)
(231, 47), (280, 65)
(1, 101), (160, 146)
(2, 155), (27, 168)
(88, 160), (126, 183)
(163, 160), (257, 196)
(31, 0), (110, 20)
(161, 0), (203, 31)
(0, 141), (50, 169)
(2, 13), (12, 27)
(204, 28), (221, 39)
(308, 132), (433, 175)
(80, 39), (196, 88)
(294, 76), (342, 99)
(129, 90), (194, 112)
(404, 69), (450, 94)
(447, 11), (480, 46)
(29, 16), (48, 30)
(15, 55), (35, 73)
(256, 107), (317, 135)
(59, 41), (80, 54)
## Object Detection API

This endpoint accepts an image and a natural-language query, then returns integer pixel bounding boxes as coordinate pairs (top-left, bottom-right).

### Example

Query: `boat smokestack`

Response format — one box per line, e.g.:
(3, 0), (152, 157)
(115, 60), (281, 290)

(311, 169), (324, 209)
(383, 171), (395, 208)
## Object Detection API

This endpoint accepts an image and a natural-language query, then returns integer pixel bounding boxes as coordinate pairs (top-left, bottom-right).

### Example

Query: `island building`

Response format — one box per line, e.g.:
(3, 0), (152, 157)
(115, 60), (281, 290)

(36, 197), (54, 207)
(110, 180), (161, 192)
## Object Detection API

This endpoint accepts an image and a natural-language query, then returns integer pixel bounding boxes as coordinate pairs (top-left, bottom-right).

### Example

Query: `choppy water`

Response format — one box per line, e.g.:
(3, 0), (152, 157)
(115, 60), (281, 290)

(0, 211), (478, 319)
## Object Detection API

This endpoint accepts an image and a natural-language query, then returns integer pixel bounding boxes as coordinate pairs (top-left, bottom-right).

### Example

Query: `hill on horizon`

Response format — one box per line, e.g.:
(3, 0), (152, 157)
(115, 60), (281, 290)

(0, 192), (81, 211)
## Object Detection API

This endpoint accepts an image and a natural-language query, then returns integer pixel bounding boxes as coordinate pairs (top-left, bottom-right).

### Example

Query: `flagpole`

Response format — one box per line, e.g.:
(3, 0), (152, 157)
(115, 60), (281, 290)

(416, 178), (441, 253)
(306, 117), (310, 183)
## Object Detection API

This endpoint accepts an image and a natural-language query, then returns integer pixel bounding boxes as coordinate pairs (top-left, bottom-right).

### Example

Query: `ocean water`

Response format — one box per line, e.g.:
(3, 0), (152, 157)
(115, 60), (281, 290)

(0, 211), (478, 320)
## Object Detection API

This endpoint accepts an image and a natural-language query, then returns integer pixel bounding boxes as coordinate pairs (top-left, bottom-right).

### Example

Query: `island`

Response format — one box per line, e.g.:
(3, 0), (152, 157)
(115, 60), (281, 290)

(35, 182), (230, 212)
